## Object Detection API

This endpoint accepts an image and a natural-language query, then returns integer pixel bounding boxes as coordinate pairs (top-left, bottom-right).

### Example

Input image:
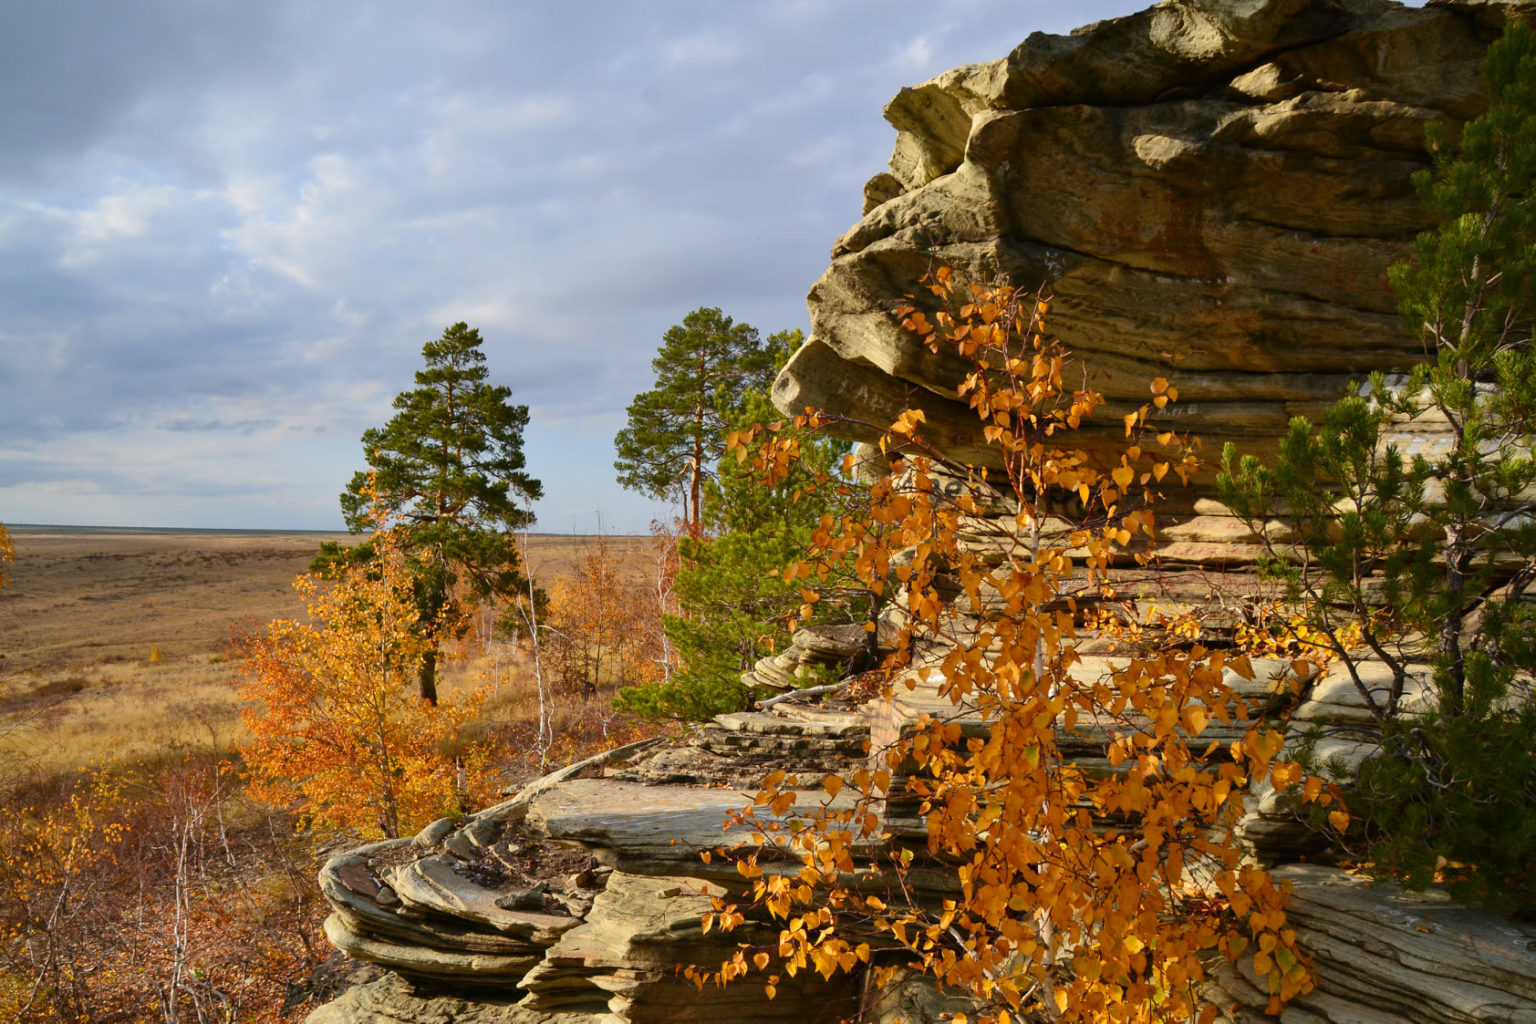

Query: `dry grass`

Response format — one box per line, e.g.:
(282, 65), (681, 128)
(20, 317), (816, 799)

(519, 532), (664, 588)
(0, 526), (653, 784)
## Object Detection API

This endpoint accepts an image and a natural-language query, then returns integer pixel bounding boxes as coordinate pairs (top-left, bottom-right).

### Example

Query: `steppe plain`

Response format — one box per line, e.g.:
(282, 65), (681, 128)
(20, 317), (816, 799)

(0, 525), (651, 781)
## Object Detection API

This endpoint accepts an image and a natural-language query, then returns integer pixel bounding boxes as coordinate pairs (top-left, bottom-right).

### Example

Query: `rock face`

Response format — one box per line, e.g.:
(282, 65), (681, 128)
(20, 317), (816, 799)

(306, 2), (1536, 1022)
(306, 648), (1536, 1024)
(1212, 865), (1536, 1024)
(774, 0), (1527, 498)
(307, 726), (874, 1024)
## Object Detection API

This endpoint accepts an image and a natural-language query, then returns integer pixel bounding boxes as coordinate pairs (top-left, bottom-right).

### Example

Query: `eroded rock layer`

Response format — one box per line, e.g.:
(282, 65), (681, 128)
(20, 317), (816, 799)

(307, 644), (1536, 1024)
(774, 0), (1529, 497)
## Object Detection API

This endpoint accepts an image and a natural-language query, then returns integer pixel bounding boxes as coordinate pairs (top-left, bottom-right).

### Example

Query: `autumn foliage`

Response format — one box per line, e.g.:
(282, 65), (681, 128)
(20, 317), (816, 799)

(691, 272), (1342, 1022)
(0, 759), (323, 1023)
(238, 512), (497, 840)
(0, 521), (12, 592)
(543, 530), (672, 698)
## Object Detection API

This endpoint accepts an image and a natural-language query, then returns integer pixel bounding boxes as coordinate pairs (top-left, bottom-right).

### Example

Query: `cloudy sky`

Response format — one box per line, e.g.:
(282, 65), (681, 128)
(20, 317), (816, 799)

(1, 0), (1148, 533)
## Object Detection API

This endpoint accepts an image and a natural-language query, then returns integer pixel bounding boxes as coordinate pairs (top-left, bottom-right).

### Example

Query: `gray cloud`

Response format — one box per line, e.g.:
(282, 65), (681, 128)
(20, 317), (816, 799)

(0, 0), (1151, 531)
(158, 418), (279, 435)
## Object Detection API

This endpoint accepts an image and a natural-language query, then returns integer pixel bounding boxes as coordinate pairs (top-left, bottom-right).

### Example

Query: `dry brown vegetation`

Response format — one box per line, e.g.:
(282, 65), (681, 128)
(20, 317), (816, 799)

(0, 524), (664, 1022)
(0, 526), (654, 783)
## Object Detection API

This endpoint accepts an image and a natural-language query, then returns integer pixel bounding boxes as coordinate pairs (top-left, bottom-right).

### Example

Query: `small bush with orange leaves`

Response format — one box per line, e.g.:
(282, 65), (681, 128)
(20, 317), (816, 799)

(543, 530), (670, 698)
(688, 270), (1343, 1024)
(237, 518), (498, 840)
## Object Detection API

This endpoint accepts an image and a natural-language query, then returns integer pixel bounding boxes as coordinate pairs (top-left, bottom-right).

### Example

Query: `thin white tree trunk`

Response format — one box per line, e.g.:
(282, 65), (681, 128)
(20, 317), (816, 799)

(519, 528), (554, 766)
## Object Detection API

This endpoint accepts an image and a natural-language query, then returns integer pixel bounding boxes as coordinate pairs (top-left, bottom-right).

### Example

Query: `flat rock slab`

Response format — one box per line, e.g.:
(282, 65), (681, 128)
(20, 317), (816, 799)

(1291, 659), (1435, 728)
(714, 708), (867, 737)
(389, 857), (580, 943)
(1212, 864), (1536, 1023)
(1286, 865), (1536, 1012)
(321, 845), (551, 961)
(526, 778), (865, 868)
(305, 972), (601, 1024)
(526, 779), (758, 862)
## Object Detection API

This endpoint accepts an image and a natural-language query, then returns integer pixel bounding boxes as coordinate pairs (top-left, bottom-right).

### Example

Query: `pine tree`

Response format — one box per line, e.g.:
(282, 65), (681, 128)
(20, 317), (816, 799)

(1219, 19), (1536, 907)
(615, 329), (852, 721)
(327, 322), (543, 704)
(616, 382), (849, 720)
(613, 308), (777, 536)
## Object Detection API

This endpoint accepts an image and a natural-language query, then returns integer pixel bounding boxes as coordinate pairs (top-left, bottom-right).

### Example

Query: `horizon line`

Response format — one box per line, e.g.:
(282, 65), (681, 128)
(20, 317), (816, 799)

(4, 523), (647, 538)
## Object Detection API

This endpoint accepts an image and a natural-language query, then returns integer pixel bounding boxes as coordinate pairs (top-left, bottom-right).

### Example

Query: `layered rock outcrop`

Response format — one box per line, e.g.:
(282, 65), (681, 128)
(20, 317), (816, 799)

(306, 1), (1536, 1021)
(774, 0), (1526, 498)
(308, 723), (874, 1024)
(307, 654), (1536, 1024)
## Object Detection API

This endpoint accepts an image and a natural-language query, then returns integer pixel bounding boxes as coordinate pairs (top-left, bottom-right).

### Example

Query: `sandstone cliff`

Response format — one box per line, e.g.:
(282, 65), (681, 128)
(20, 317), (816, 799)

(306, 2), (1536, 1021)
(775, 0), (1525, 497)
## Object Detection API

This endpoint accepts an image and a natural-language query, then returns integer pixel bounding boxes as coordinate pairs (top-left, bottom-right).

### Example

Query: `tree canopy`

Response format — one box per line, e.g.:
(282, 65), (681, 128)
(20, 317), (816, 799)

(690, 272), (1321, 1021)
(613, 308), (782, 535)
(330, 321), (543, 703)
(242, 522), (495, 839)
(616, 337), (851, 721)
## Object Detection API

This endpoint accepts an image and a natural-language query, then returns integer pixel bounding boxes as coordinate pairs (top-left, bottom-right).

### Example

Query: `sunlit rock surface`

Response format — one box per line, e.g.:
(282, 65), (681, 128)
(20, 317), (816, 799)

(774, 0), (1528, 502)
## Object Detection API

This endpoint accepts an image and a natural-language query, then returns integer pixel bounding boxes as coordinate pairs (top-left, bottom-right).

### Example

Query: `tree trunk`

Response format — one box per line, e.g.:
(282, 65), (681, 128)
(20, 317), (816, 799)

(691, 368), (706, 539)
(862, 589), (881, 673)
(418, 646), (439, 705)
(689, 442), (703, 539)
